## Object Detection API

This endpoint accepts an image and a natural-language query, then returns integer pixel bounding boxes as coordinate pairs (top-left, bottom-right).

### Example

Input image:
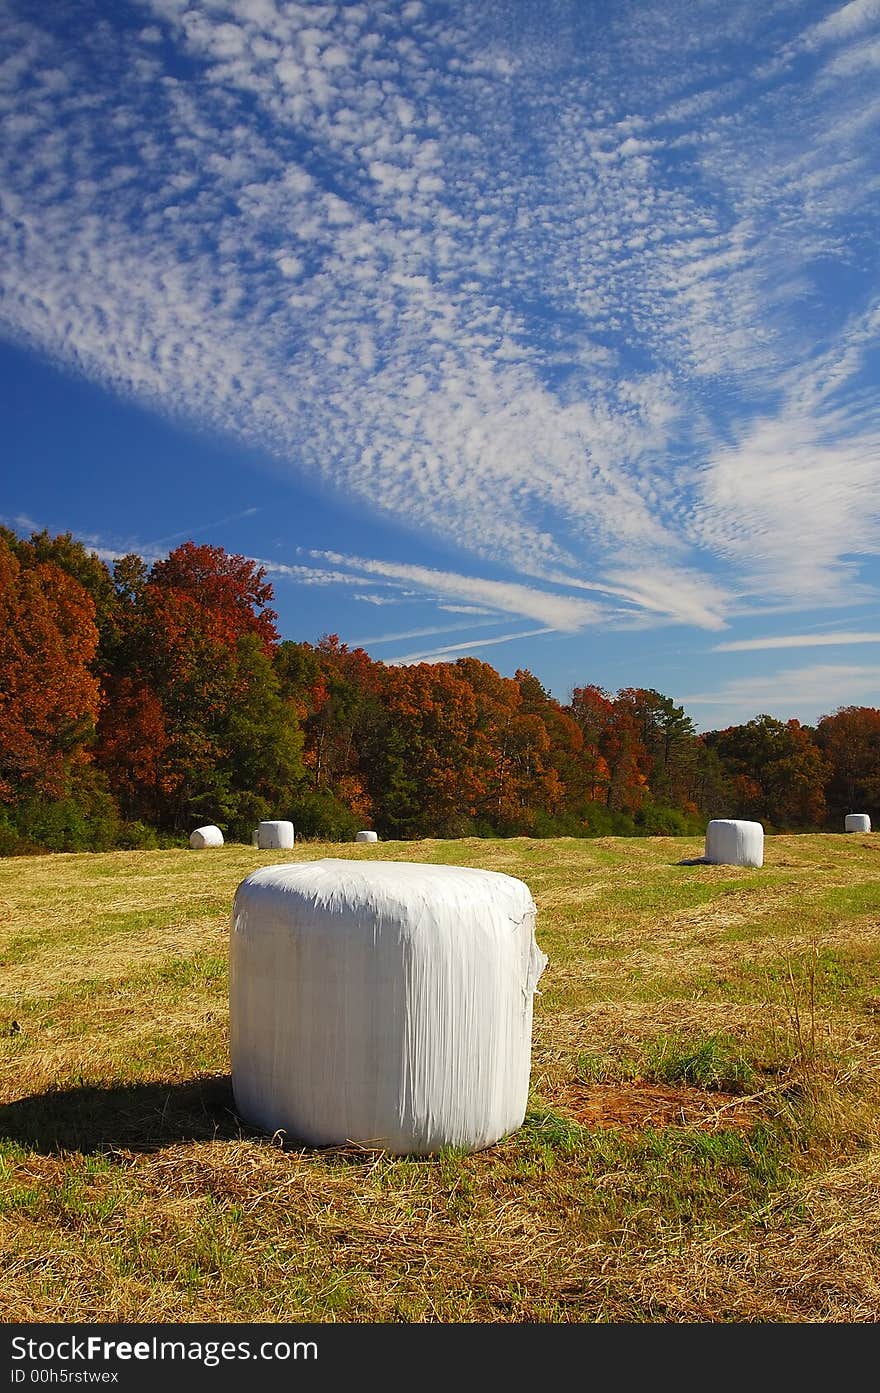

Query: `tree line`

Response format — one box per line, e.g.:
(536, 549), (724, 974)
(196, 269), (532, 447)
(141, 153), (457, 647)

(1, 529), (878, 852)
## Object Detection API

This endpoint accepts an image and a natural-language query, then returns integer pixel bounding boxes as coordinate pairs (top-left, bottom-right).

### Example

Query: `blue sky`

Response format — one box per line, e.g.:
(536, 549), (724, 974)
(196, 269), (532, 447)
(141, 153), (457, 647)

(2, 0), (879, 730)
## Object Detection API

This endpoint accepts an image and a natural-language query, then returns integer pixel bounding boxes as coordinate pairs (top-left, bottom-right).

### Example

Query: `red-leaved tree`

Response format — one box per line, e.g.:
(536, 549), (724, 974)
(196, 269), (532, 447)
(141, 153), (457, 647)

(0, 537), (101, 803)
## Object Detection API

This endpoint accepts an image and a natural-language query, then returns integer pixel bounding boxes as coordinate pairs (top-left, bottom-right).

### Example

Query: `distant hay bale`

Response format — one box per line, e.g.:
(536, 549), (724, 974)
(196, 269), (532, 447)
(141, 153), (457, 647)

(256, 820), (294, 850)
(190, 825), (224, 849)
(845, 813), (871, 833)
(251, 828), (259, 847)
(355, 830), (379, 842)
(705, 819), (763, 868)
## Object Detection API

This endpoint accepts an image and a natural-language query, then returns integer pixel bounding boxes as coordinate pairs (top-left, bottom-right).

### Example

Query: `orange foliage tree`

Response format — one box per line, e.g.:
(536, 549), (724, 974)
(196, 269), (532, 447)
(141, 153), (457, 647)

(149, 541), (278, 652)
(0, 536), (100, 803)
(568, 684), (651, 811)
(815, 706), (880, 822)
(94, 545), (302, 833)
(373, 663), (482, 837)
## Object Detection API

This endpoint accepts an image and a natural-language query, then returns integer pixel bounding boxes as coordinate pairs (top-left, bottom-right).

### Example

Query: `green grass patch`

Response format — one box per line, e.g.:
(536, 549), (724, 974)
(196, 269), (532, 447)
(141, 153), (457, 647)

(643, 1034), (759, 1093)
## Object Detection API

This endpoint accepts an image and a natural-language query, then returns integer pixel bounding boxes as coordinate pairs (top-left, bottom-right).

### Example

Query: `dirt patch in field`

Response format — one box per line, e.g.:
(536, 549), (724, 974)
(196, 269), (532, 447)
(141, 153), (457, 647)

(557, 1081), (758, 1131)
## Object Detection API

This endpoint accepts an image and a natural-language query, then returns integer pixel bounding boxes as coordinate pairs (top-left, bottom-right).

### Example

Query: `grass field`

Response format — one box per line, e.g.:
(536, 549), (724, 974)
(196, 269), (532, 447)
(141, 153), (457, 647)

(2, 833), (879, 1322)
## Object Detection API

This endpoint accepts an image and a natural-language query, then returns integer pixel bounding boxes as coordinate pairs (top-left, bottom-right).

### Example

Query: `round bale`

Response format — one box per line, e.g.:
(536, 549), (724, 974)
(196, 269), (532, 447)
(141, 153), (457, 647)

(256, 820), (295, 850)
(845, 813), (871, 833)
(704, 818), (763, 868)
(190, 825), (224, 849)
(355, 830), (379, 842)
(230, 858), (547, 1155)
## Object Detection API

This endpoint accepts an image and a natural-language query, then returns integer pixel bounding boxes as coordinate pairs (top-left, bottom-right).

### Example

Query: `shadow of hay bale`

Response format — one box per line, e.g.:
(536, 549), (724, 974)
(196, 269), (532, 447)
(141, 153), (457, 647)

(0, 1075), (248, 1154)
(0, 1078), (448, 1164)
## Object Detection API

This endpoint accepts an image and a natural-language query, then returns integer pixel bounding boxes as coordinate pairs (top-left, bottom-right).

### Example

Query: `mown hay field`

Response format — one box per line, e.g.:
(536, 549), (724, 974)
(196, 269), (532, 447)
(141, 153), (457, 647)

(2, 833), (879, 1323)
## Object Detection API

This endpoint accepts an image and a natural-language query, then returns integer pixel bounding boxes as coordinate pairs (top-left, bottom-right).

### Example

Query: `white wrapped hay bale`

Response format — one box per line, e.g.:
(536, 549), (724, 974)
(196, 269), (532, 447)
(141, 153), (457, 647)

(705, 819), (763, 868)
(230, 858), (547, 1155)
(256, 820), (295, 850)
(251, 828), (259, 847)
(355, 830), (378, 842)
(845, 813), (871, 833)
(189, 825), (224, 849)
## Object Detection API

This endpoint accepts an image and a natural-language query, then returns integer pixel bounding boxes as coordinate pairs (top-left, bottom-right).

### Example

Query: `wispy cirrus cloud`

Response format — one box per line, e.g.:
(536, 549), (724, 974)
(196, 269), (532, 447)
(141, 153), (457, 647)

(349, 620), (503, 647)
(714, 631), (880, 652)
(766, 0), (880, 74)
(147, 507), (260, 549)
(683, 661), (880, 730)
(438, 604), (499, 616)
(386, 627), (555, 667)
(311, 551), (604, 631)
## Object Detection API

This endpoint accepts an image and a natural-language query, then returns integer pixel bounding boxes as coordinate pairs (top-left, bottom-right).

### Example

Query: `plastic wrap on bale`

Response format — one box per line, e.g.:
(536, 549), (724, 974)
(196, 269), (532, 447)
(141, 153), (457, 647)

(190, 825), (224, 849)
(256, 820), (295, 850)
(229, 858), (547, 1155)
(845, 813), (871, 833)
(704, 819), (763, 867)
(355, 830), (378, 842)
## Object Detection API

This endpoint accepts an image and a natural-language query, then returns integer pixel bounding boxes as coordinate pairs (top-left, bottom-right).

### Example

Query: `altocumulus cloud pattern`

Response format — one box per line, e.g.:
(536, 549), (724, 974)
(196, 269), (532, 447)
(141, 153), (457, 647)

(1, 0), (879, 659)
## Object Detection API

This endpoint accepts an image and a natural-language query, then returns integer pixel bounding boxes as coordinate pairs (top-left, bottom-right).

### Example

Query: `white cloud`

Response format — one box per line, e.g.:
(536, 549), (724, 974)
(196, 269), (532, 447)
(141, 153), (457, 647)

(253, 559), (373, 587)
(682, 662), (880, 729)
(10, 513), (41, 532)
(827, 36), (880, 73)
(349, 620), (502, 646)
(387, 628), (555, 666)
(312, 551), (604, 630)
(0, 0), (878, 648)
(801, 0), (880, 50)
(554, 565), (731, 631)
(714, 631), (880, 652)
(146, 506), (261, 548)
(689, 406), (880, 606)
(437, 604), (498, 615)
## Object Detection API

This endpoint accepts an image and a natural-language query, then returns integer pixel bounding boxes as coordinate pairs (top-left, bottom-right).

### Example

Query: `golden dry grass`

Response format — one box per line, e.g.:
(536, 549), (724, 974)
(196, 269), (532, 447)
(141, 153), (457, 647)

(1, 832), (879, 1322)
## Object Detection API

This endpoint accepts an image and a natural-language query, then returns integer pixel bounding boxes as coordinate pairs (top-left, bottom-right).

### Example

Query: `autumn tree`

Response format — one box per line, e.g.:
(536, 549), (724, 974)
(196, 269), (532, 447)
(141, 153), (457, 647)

(0, 535), (101, 802)
(371, 663), (482, 838)
(815, 706), (880, 823)
(567, 685), (614, 805)
(449, 658), (555, 828)
(0, 535), (119, 850)
(568, 685), (649, 812)
(276, 634), (381, 824)
(516, 670), (586, 814)
(616, 688), (698, 807)
(1, 527), (122, 681)
(0, 528), (116, 633)
(94, 677), (169, 824)
(94, 544), (302, 835)
(704, 716), (829, 828)
(12, 524), (880, 850)
(150, 541), (278, 652)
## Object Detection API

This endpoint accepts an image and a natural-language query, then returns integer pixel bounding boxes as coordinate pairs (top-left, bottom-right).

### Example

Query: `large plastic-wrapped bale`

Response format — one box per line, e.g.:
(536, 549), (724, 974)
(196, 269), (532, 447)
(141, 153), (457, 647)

(256, 820), (295, 850)
(230, 858), (547, 1155)
(355, 830), (378, 842)
(705, 819), (763, 867)
(845, 813), (871, 832)
(190, 825), (224, 849)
